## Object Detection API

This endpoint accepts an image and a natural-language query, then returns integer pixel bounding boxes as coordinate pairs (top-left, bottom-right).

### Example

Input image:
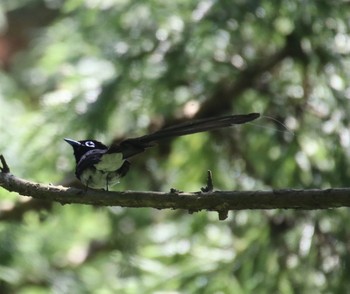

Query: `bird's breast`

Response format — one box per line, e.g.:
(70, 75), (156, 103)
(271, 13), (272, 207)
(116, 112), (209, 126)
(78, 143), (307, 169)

(94, 153), (124, 172)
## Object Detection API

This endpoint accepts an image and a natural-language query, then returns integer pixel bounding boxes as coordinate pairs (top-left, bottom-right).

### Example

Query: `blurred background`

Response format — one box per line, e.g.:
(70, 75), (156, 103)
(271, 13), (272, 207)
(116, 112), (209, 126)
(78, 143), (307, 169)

(1, 0), (350, 293)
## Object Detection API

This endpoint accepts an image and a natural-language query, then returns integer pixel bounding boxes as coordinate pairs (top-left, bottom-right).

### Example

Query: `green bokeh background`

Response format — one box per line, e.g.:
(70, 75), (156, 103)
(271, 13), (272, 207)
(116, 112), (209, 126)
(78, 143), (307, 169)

(1, 0), (350, 293)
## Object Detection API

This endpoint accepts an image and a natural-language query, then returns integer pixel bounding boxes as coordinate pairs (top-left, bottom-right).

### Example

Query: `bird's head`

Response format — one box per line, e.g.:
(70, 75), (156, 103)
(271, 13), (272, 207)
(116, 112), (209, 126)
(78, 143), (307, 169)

(64, 138), (108, 163)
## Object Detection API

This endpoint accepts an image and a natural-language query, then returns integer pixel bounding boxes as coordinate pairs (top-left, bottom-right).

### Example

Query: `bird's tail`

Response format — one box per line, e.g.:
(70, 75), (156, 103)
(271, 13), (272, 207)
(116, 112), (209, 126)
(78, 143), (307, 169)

(110, 113), (260, 158)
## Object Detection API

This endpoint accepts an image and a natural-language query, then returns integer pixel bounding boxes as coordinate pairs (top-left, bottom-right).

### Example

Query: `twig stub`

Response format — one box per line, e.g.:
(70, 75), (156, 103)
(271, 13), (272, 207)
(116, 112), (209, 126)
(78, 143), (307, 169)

(0, 155), (10, 173)
(201, 170), (214, 192)
(218, 210), (229, 221)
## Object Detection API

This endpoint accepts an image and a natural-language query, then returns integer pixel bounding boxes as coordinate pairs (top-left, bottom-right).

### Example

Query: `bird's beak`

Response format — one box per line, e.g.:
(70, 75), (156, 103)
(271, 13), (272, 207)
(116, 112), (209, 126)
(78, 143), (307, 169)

(64, 138), (81, 147)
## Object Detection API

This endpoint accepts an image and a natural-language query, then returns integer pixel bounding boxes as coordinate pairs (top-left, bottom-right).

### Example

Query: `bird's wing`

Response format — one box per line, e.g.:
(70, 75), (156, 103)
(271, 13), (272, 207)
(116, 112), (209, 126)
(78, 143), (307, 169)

(75, 149), (103, 179)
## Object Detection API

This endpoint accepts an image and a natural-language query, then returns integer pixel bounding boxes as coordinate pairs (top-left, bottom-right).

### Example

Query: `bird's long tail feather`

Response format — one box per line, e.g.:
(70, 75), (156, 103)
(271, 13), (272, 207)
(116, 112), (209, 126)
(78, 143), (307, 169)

(110, 113), (260, 159)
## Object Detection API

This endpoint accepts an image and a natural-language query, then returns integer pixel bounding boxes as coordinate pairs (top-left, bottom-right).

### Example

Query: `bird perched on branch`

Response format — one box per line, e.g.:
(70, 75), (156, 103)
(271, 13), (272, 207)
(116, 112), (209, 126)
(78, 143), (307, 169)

(65, 113), (260, 190)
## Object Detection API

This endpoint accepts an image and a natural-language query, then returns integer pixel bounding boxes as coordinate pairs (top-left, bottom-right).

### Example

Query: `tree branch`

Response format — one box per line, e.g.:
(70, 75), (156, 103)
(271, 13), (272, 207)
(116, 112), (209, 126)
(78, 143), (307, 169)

(1, 155), (350, 220)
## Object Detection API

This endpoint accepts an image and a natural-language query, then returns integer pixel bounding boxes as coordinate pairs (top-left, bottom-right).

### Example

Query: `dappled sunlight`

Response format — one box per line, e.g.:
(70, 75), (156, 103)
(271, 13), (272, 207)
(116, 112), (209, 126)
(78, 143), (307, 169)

(1, 0), (350, 292)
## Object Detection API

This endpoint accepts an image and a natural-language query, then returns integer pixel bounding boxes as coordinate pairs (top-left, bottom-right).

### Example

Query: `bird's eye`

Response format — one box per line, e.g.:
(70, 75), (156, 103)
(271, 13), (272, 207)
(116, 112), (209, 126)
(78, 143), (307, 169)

(85, 141), (95, 148)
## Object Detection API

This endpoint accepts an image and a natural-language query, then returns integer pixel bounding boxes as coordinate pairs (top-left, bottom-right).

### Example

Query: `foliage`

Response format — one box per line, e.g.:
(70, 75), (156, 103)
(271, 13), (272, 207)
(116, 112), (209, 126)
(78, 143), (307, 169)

(1, 0), (350, 292)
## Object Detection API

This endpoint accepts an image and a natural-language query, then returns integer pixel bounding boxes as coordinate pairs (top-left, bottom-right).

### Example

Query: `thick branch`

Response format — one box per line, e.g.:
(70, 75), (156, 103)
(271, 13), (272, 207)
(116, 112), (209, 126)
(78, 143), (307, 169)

(1, 170), (350, 211)
(0, 199), (52, 221)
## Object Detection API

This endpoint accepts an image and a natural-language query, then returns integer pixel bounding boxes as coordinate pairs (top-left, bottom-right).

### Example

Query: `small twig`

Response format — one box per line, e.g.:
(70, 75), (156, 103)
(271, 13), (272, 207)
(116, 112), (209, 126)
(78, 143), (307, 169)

(201, 170), (214, 192)
(0, 154), (10, 173)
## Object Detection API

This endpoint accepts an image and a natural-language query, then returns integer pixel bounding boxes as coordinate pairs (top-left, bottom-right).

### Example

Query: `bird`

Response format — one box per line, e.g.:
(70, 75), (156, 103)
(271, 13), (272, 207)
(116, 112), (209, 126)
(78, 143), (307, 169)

(64, 112), (260, 190)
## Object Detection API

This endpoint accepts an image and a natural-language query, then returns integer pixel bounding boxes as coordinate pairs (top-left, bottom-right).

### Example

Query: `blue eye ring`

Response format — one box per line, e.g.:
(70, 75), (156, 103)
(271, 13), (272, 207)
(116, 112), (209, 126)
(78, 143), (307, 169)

(85, 141), (95, 147)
